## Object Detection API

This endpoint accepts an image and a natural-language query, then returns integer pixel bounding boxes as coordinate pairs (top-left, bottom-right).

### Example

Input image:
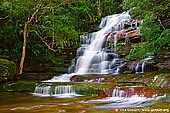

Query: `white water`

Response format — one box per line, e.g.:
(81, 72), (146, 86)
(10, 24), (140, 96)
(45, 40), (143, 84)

(135, 56), (154, 73)
(33, 85), (82, 98)
(89, 87), (166, 109)
(75, 11), (130, 74)
(45, 11), (132, 82)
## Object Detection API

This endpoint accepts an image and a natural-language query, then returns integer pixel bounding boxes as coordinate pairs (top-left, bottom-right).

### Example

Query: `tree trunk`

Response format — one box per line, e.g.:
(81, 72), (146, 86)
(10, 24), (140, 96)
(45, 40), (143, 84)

(52, 0), (55, 48)
(18, 23), (28, 75)
(18, 0), (44, 75)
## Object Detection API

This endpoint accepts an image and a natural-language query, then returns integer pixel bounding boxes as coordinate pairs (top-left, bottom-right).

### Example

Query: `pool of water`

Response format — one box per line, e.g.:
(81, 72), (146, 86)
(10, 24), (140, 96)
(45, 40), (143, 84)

(0, 86), (169, 113)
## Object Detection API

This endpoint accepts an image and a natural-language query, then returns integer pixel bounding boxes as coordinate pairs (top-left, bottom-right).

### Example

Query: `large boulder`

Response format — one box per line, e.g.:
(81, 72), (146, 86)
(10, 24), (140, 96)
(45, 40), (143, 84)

(0, 58), (18, 82)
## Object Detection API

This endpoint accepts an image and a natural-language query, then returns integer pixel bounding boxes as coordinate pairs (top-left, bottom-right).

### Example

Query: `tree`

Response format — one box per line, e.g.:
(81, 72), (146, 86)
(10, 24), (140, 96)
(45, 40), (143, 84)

(19, 0), (44, 75)
(0, 0), (123, 75)
(122, 0), (170, 59)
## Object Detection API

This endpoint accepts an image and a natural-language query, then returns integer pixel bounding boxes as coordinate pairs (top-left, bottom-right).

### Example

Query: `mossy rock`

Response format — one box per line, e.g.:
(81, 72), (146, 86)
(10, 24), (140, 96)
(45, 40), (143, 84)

(0, 81), (36, 92)
(0, 58), (18, 82)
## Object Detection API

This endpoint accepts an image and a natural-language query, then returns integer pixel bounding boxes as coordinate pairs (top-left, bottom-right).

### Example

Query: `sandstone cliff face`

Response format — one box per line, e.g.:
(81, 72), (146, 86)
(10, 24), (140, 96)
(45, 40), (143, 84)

(104, 19), (142, 44)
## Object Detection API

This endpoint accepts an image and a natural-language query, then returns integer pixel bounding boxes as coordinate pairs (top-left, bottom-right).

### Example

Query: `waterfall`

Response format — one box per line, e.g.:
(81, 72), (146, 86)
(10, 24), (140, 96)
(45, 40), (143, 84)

(44, 11), (141, 82)
(34, 86), (51, 96)
(135, 57), (153, 73)
(54, 85), (76, 97)
(33, 85), (80, 98)
(72, 11), (131, 75)
(112, 87), (126, 97)
(135, 62), (140, 73)
(141, 61), (146, 73)
(125, 33), (130, 45)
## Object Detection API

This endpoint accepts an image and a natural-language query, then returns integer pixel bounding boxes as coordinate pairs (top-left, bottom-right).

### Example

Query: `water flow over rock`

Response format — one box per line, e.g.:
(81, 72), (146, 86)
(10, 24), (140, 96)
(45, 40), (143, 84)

(47, 11), (142, 82)
(69, 11), (131, 75)
(33, 84), (81, 98)
(89, 86), (166, 109)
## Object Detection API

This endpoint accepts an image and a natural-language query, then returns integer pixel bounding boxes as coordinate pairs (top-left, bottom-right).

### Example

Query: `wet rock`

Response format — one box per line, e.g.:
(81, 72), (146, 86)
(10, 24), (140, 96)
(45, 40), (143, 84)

(104, 19), (142, 47)
(156, 61), (170, 71)
(161, 78), (170, 88)
(70, 75), (85, 82)
(0, 58), (18, 82)
(160, 10), (170, 29)
(127, 60), (139, 72)
(119, 28), (141, 43)
(127, 59), (159, 73)
(0, 81), (36, 92)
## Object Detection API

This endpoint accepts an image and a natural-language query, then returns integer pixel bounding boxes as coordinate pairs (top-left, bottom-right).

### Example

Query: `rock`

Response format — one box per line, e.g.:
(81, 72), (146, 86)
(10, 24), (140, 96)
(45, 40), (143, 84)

(0, 58), (18, 82)
(70, 75), (85, 82)
(156, 61), (170, 71)
(104, 19), (142, 46)
(161, 78), (170, 88)
(127, 59), (159, 73)
(0, 81), (36, 92)
(117, 45), (131, 58)
(160, 10), (170, 29)
(119, 28), (141, 42)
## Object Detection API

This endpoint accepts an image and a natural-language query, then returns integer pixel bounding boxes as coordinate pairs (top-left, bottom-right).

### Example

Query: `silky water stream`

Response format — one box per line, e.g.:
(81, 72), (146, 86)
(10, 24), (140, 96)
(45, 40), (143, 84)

(0, 11), (169, 113)
(0, 84), (169, 113)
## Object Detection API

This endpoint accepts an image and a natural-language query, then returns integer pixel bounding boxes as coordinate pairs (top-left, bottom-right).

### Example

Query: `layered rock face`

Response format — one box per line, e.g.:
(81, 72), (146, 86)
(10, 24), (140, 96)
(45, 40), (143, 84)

(105, 19), (142, 43)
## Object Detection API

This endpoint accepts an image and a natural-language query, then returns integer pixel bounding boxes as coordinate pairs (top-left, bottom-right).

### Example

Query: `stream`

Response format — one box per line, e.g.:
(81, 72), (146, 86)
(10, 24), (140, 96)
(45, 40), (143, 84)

(0, 84), (169, 113)
(0, 11), (170, 113)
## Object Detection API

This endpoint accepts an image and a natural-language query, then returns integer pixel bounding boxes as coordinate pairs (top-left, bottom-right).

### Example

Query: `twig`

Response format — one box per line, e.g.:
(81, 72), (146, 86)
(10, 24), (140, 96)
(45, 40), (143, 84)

(158, 18), (165, 30)
(0, 15), (9, 19)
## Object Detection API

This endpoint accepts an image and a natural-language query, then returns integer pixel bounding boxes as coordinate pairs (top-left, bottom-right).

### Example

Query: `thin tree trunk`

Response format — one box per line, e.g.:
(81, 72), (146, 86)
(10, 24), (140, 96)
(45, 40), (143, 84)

(52, 0), (55, 48)
(18, 23), (28, 75)
(18, 0), (44, 75)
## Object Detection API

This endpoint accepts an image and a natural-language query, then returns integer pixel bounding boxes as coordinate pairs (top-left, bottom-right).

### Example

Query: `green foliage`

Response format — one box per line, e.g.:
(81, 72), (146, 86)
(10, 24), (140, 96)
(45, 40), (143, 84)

(140, 12), (161, 41)
(0, 58), (17, 82)
(0, 0), (122, 72)
(122, 0), (170, 59)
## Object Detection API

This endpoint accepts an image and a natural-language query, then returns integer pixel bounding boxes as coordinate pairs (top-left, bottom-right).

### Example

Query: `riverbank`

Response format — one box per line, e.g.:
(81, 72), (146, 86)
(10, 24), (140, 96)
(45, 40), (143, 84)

(0, 71), (170, 93)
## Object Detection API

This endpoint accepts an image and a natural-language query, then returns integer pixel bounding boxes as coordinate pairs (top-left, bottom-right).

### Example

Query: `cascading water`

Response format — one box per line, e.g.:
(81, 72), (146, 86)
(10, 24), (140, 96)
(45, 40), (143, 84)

(89, 86), (166, 109)
(69, 11), (131, 75)
(135, 57), (154, 73)
(33, 85), (81, 98)
(43, 11), (142, 82)
(40, 11), (132, 83)
(31, 11), (168, 110)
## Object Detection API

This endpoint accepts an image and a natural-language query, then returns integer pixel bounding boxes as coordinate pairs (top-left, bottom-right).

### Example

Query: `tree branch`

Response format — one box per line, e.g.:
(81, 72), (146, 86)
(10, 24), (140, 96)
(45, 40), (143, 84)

(158, 17), (165, 30)
(27, 0), (44, 24)
(30, 30), (57, 52)
(0, 15), (9, 19)
(19, 0), (45, 75)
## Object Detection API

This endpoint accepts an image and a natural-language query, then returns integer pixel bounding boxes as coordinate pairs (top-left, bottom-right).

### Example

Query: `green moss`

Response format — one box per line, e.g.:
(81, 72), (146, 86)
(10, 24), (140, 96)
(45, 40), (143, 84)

(148, 73), (170, 88)
(0, 81), (36, 92)
(0, 58), (18, 82)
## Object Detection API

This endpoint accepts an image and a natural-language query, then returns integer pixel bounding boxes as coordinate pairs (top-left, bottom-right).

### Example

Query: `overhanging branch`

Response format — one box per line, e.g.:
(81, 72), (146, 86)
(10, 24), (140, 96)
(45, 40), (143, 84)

(30, 30), (57, 52)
